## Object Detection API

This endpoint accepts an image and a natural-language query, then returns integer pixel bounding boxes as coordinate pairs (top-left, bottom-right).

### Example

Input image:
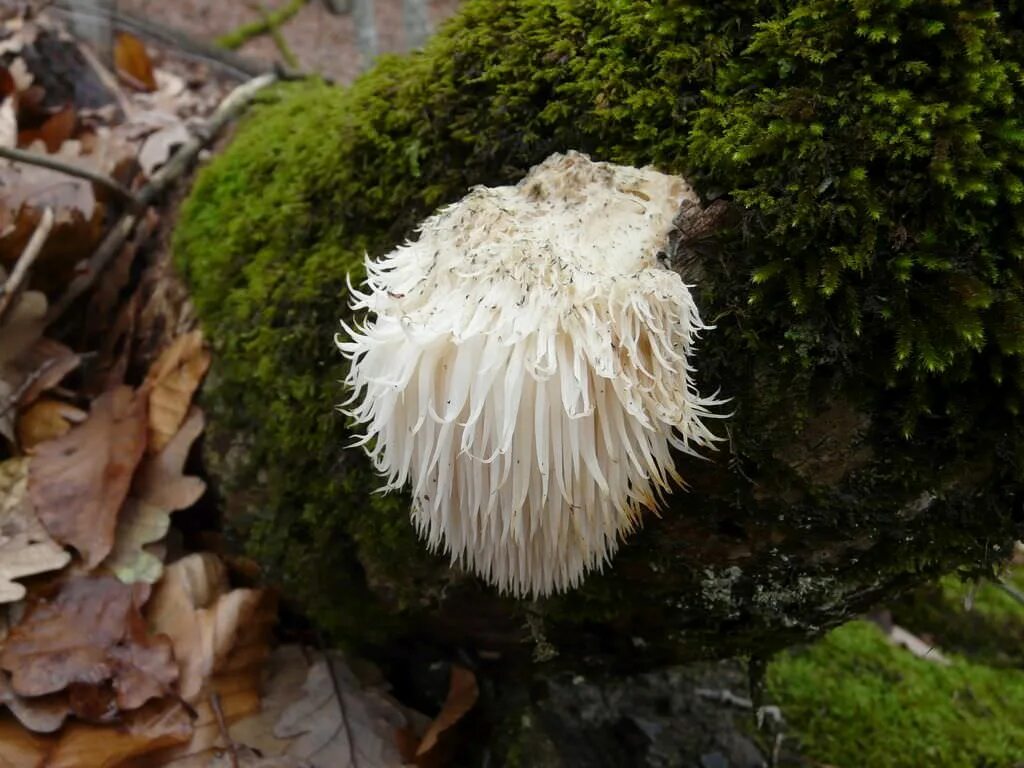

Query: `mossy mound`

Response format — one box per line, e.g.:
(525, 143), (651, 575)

(174, 0), (1024, 661)
(768, 565), (1024, 767)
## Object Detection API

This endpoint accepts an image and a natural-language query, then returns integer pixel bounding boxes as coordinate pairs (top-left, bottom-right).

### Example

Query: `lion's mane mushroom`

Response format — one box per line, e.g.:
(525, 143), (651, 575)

(337, 151), (723, 597)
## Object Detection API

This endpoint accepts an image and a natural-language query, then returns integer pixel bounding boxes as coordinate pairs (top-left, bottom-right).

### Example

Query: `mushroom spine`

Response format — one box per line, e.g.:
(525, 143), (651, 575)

(337, 151), (723, 598)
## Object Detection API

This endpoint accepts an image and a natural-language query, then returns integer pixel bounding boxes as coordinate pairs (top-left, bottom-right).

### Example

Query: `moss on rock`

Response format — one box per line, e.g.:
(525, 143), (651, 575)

(175, 0), (1024, 659)
(767, 619), (1024, 767)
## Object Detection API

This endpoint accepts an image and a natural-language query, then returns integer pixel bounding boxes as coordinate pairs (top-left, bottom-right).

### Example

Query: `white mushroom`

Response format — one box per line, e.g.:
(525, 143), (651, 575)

(337, 151), (723, 598)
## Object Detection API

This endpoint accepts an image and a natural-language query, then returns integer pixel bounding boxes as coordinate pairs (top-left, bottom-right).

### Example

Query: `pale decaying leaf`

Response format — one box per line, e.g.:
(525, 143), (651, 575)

(272, 650), (418, 768)
(0, 458), (70, 604)
(105, 408), (206, 584)
(29, 386), (149, 568)
(147, 552), (267, 703)
(144, 331), (210, 454)
(0, 96), (15, 149)
(138, 122), (191, 177)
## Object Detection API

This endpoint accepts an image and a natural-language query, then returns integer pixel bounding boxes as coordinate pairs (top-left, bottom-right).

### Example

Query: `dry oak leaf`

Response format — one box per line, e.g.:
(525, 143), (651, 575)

(104, 407), (206, 584)
(30, 385), (148, 568)
(0, 457), (70, 604)
(0, 697), (193, 768)
(147, 552), (267, 703)
(0, 575), (178, 715)
(143, 331), (210, 454)
(138, 573), (277, 767)
(414, 665), (479, 767)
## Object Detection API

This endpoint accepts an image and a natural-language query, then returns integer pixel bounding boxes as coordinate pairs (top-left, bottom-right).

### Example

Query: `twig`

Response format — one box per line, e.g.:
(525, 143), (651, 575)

(0, 145), (140, 208)
(0, 207), (54, 325)
(139, 72), (277, 207)
(209, 692), (240, 768)
(219, 0), (307, 52)
(0, 357), (58, 421)
(50, 1), (268, 79)
(44, 72), (278, 325)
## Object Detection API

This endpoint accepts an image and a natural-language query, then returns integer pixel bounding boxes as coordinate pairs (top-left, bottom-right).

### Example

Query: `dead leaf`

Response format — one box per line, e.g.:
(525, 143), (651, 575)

(104, 408), (206, 584)
(0, 669), (69, 733)
(146, 552), (265, 702)
(9, 338), (80, 407)
(415, 665), (478, 766)
(0, 336), (79, 445)
(16, 398), (87, 450)
(138, 122), (190, 177)
(0, 288), (46, 364)
(144, 331), (210, 454)
(0, 458), (70, 604)
(114, 32), (157, 92)
(29, 386), (148, 568)
(0, 96), (15, 149)
(273, 651), (418, 768)
(0, 575), (178, 714)
(0, 289), (47, 441)
(18, 104), (75, 152)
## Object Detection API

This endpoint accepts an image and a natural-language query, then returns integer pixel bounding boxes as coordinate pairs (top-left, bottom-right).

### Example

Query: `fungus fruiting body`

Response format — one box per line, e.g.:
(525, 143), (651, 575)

(337, 151), (721, 597)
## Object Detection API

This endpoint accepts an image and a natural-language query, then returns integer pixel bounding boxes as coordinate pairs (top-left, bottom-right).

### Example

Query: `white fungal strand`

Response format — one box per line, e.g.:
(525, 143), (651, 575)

(336, 151), (724, 598)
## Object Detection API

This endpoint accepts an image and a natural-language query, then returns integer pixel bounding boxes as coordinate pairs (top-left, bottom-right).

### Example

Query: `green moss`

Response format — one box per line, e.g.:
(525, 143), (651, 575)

(175, 0), (1024, 653)
(767, 619), (1024, 767)
(887, 563), (1024, 668)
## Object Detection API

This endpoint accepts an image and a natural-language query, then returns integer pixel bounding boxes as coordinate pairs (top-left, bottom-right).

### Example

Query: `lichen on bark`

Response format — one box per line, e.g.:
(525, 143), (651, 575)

(174, 0), (1024, 661)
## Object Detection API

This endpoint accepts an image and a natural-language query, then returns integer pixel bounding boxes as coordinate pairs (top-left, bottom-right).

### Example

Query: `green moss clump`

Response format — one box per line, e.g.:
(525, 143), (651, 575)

(767, 619), (1024, 767)
(175, 0), (1024, 654)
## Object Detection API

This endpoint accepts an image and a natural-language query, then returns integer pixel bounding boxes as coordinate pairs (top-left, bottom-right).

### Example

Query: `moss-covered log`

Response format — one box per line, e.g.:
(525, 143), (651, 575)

(174, 0), (1024, 665)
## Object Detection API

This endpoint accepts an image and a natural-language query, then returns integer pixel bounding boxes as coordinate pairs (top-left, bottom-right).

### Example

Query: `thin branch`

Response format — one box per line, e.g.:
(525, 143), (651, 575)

(44, 72), (278, 325)
(0, 145), (140, 208)
(0, 207), (55, 325)
(50, 1), (267, 79)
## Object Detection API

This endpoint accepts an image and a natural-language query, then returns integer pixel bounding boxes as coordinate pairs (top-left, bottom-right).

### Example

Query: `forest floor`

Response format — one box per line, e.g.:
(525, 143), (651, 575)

(118, 0), (462, 83)
(0, 2), (1022, 767)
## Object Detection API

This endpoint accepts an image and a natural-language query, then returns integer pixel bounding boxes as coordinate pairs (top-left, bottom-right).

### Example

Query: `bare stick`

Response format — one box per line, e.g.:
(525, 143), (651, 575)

(44, 72), (278, 325)
(0, 207), (55, 325)
(0, 145), (140, 208)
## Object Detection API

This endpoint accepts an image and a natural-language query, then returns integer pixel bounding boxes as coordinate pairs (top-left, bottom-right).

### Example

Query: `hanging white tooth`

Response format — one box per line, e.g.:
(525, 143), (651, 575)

(337, 151), (725, 598)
